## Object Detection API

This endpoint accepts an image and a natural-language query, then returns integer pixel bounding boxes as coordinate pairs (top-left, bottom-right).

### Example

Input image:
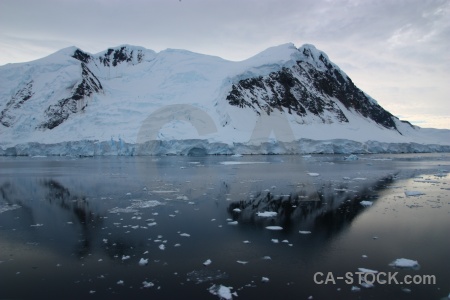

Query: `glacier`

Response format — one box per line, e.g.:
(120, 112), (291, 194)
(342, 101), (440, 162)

(1, 43), (449, 156)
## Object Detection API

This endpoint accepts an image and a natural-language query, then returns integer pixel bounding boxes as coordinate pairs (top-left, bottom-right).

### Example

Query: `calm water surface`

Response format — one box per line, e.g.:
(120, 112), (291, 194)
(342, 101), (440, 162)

(0, 154), (449, 299)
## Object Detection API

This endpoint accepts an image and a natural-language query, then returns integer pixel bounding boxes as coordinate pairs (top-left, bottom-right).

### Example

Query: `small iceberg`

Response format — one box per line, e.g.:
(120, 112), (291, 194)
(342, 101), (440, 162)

(203, 259), (212, 266)
(389, 258), (420, 269)
(265, 226), (283, 230)
(138, 258), (148, 266)
(344, 154), (358, 161)
(299, 230), (311, 234)
(360, 201), (373, 207)
(405, 190), (425, 197)
(209, 284), (234, 300)
(257, 211), (277, 217)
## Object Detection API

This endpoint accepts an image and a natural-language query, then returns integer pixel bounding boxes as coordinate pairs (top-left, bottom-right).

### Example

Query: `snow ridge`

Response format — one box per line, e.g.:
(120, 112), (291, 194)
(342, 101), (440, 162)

(0, 43), (449, 155)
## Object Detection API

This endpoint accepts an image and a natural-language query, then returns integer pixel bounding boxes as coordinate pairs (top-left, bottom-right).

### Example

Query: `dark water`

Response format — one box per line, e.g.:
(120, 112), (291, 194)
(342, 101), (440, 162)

(0, 154), (449, 299)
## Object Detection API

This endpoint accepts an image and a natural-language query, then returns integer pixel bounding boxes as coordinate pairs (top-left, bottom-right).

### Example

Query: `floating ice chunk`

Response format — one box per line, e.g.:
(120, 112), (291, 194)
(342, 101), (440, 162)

(358, 268), (378, 273)
(122, 255), (130, 260)
(209, 284), (233, 300)
(299, 230), (311, 234)
(271, 239), (279, 243)
(343, 177), (351, 180)
(344, 154), (358, 161)
(257, 211), (277, 217)
(220, 161), (269, 165)
(362, 255), (368, 258)
(282, 240), (289, 243)
(405, 191), (425, 197)
(203, 259), (212, 266)
(243, 240), (251, 244)
(228, 221), (238, 225)
(89, 290), (96, 294)
(147, 222), (157, 226)
(308, 172), (320, 177)
(265, 226), (283, 230)
(159, 244), (165, 250)
(30, 224), (44, 227)
(176, 195), (189, 201)
(351, 286), (361, 292)
(231, 154), (243, 157)
(236, 260), (248, 265)
(139, 258), (148, 266)
(262, 256), (272, 260)
(401, 287), (411, 293)
(389, 258), (419, 269)
(117, 280), (124, 285)
(232, 208), (241, 212)
(142, 281), (154, 288)
(0, 204), (21, 214)
(174, 243), (181, 247)
(360, 201), (373, 207)
(126, 193), (131, 196)
(180, 233), (191, 237)
(302, 155), (312, 158)
(261, 277), (270, 282)
(353, 177), (367, 181)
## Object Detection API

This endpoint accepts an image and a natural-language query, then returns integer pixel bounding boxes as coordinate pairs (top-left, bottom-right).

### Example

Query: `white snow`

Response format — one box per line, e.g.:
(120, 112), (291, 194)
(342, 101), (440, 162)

(1, 43), (449, 156)
(389, 258), (419, 268)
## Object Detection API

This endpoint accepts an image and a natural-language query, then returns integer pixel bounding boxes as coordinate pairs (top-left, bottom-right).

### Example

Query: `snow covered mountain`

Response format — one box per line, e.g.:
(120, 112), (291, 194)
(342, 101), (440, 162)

(0, 43), (449, 156)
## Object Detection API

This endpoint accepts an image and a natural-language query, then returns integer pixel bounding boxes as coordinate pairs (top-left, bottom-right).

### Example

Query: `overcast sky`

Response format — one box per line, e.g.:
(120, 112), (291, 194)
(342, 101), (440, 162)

(1, 0), (449, 129)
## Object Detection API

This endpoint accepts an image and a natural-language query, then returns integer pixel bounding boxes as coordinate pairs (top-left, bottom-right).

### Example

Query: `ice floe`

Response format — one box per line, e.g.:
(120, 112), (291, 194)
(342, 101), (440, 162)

(256, 211), (277, 217)
(307, 172), (320, 177)
(208, 284), (234, 300)
(358, 268), (378, 273)
(0, 204), (21, 214)
(404, 191), (425, 197)
(203, 259), (212, 266)
(138, 258), (148, 266)
(142, 281), (154, 288)
(299, 230), (311, 234)
(265, 226), (283, 230)
(389, 258), (420, 269)
(360, 201), (373, 207)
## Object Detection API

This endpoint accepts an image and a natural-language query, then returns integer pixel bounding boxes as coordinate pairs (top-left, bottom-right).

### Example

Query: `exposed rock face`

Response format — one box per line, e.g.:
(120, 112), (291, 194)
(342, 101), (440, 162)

(227, 46), (397, 130)
(0, 81), (34, 127)
(39, 63), (103, 130)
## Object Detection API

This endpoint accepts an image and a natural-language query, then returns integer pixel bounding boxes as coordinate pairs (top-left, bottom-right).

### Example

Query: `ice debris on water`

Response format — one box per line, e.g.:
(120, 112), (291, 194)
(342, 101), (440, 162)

(180, 233), (191, 237)
(228, 221), (238, 225)
(404, 190), (425, 197)
(308, 172), (320, 177)
(236, 260), (248, 265)
(0, 204), (21, 214)
(232, 208), (241, 212)
(208, 284), (234, 300)
(256, 211), (277, 217)
(117, 280), (124, 285)
(203, 259), (212, 266)
(122, 255), (130, 260)
(358, 268), (378, 273)
(389, 258), (419, 269)
(142, 281), (154, 288)
(299, 230), (311, 234)
(344, 154), (358, 161)
(159, 244), (165, 250)
(351, 286), (361, 292)
(138, 258), (148, 266)
(265, 226), (283, 230)
(360, 201), (373, 207)
(261, 277), (270, 282)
